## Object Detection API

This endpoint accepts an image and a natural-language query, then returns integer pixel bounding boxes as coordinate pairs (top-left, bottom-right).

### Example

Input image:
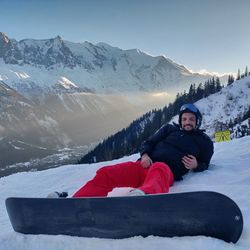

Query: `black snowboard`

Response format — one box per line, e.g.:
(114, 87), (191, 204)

(5, 191), (243, 243)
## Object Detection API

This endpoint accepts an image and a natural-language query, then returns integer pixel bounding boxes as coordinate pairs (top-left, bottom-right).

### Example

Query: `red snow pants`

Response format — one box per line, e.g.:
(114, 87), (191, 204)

(72, 161), (174, 197)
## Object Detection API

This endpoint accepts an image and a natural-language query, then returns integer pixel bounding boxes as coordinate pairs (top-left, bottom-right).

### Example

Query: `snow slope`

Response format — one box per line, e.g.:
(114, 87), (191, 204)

(171, 75), (250, 137)
(0, 136), (250, 250)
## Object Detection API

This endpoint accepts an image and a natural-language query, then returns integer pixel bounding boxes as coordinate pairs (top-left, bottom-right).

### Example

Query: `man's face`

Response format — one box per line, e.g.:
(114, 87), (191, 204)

(181, 112), (196, 131)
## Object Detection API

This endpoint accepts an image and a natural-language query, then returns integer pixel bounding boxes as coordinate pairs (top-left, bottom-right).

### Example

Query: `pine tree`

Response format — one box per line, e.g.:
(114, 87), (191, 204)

(231, 74), (235, 83)
(188, 84), (196, 102)
(228, 75), (231, 85)
(227, 74), (234, 85)
(204, 80), (209, 97)
(210, 77), (216, 94)
(245, 66), (249, 77)
(215, 77), (222, 91)
(196, 83), (204, 99)
(237, 69), (241, 80)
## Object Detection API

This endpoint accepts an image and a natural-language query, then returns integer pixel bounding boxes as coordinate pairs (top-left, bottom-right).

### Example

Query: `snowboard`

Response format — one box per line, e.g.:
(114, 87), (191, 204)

(5, 191), (243, 243)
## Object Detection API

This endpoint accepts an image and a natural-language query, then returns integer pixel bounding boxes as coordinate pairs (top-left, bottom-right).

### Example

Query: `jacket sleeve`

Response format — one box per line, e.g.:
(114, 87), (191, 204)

(140, 124), (175, 156)
(193, 136), (214, 172)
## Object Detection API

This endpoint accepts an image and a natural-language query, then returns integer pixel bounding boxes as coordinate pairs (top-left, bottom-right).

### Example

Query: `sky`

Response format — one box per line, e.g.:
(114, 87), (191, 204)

(0, 0), (249, 74)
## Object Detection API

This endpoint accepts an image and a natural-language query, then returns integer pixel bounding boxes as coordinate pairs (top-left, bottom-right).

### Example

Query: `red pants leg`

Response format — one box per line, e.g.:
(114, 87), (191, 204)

(139, 162), (174, 194)
(72, 161), (147, 197)
(72, 161), (174, 197)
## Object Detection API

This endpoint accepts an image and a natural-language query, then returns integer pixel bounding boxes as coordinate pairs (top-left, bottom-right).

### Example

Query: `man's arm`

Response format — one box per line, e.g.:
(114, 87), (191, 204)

(193, 137), (214, 172)
(140, 124), (175, 156)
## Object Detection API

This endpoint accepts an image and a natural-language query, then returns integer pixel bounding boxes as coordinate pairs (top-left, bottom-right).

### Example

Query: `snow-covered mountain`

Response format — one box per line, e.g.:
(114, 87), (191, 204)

(0, 32), (225, 96)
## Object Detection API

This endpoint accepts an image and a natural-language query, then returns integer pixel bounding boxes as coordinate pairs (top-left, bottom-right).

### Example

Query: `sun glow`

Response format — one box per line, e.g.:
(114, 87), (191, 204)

(151, 92), (169, 97)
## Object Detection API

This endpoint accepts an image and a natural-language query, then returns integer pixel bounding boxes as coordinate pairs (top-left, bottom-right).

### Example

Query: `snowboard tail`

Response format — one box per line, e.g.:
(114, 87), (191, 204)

(5, 191), (243, 243)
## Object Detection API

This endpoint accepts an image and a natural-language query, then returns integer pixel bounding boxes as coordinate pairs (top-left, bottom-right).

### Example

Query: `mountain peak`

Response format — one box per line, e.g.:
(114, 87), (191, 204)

(51, 35), (63, 44)
(0, 32), (14, 58)
(0, 32), (10, 44)
(56, 35), (62, 40)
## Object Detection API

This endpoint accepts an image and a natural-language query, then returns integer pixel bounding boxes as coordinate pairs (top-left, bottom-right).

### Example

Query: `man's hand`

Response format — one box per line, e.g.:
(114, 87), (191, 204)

(182, 155), (198, 170)
(140, 153), (153, 168)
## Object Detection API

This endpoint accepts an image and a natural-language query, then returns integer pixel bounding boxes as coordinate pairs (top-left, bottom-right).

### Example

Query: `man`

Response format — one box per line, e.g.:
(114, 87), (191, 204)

(50, 103), (214, 198)
(139, 103), (214, 182)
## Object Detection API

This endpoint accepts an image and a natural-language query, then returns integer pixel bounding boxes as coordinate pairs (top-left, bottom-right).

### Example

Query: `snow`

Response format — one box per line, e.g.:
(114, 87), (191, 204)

(57, 77), (79, 89)
(0, 136), (250, 249)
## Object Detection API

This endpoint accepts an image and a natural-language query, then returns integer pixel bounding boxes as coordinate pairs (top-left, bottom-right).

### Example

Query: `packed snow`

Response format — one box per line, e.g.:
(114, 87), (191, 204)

(0, 136), (250, 250)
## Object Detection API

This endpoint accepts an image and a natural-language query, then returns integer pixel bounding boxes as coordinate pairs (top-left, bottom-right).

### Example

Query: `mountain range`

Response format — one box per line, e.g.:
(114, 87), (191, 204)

(0, 32), (225, 96)
(0, 32), (229, 170)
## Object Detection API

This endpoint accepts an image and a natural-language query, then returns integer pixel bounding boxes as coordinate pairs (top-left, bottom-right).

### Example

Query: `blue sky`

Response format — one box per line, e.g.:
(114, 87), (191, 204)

(1, 0), (249, 74)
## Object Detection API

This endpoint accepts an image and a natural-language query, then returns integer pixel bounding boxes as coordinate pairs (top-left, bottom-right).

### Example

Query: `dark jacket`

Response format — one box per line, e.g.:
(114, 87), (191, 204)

(140, 124), (214, 180)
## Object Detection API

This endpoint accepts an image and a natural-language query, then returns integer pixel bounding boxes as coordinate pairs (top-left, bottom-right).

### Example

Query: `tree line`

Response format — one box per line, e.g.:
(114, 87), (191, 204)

(227, 66), (249, 85)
